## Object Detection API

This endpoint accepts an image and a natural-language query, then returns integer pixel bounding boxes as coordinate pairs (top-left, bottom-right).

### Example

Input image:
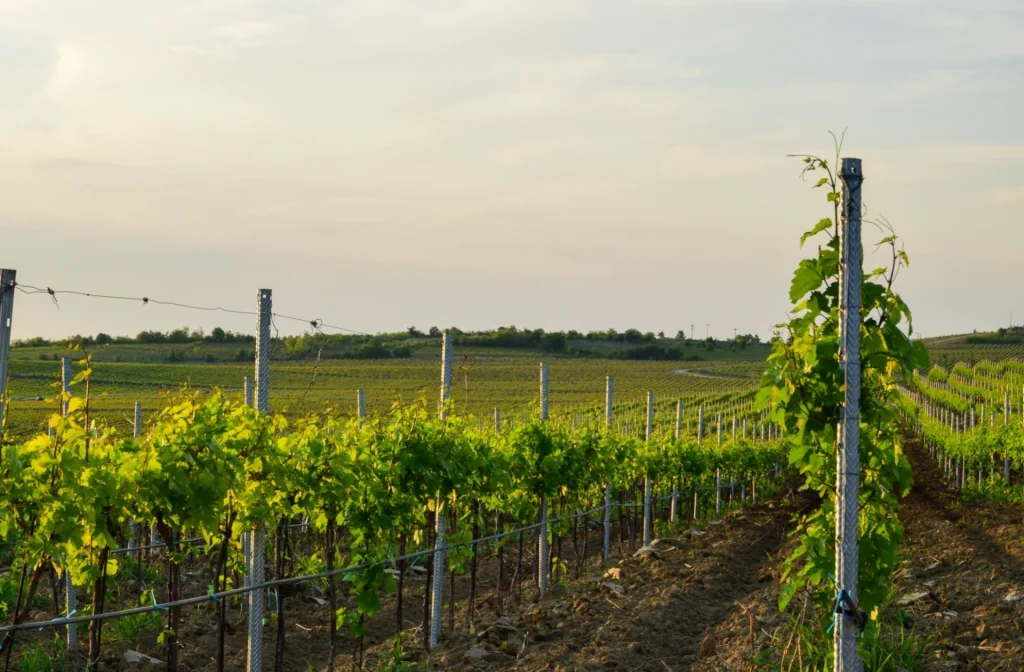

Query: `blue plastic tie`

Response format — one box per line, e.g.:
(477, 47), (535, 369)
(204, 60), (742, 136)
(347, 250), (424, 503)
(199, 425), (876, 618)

(826, 590), (846, 634)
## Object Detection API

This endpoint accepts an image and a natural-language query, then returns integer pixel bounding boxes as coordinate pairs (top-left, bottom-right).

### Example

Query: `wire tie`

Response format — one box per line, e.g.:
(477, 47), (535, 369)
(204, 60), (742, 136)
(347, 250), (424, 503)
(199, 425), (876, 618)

(207, 585), (221, 603)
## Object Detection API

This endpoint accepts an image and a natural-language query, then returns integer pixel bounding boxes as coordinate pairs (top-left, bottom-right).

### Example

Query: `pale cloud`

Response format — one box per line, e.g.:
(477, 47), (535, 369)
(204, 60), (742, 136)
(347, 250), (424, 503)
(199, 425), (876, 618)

(0, 0), (1022, 340)
(991, 186), (1024, 203)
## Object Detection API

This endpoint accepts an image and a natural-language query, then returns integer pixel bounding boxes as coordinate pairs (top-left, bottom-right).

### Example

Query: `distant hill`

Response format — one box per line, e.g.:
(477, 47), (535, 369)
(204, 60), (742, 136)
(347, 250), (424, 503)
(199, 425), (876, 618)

(922, 327), (1024, 368)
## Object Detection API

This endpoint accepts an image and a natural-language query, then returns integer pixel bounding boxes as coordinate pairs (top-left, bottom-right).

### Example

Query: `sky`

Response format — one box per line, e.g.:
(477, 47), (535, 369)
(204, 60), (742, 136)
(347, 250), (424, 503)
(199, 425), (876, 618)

(2, 0), (1022, 342)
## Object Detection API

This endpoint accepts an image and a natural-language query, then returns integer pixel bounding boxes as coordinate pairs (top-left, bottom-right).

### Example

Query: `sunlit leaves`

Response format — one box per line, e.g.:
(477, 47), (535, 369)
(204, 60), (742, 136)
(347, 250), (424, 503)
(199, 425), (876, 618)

(762, 153), (922, 627)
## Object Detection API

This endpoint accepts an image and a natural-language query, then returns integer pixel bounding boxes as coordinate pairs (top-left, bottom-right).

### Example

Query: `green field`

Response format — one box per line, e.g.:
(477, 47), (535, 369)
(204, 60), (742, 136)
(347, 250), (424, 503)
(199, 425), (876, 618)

(4, 342), (766, 439)
(922, 329), (1024, 368)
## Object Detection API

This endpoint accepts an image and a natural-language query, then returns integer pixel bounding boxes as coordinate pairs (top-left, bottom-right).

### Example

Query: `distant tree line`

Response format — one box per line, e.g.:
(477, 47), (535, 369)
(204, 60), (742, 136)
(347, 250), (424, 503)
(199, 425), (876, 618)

(14, 325), (765, 362)
(963, 327), (1024, 345)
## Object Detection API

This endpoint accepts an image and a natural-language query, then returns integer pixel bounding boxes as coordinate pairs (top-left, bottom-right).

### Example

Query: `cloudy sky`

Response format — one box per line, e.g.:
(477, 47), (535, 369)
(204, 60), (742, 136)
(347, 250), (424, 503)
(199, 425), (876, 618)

(2, 0), (1022, 341)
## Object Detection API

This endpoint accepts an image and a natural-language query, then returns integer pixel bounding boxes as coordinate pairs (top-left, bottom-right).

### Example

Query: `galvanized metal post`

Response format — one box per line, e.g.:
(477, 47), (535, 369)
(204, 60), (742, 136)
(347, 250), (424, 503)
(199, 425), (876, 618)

(1005, 390), (1011, 480)
(430, 332), (454, 649)
(60, 358), (77, 649)
(716, 413), (723, 515)
(494, 408), (501, 433)
(357, 389), (366, 426)
(693, 403), (704, 521)
(835, 158), (864, 672)
(0, 270), (14, 432)
(643, 392), (654, 546)
(247, 289), (271, 672)
(670, 400), (682, 523)
(241, 376), (254, 596)
(440, 332), (453, 418)
(537, 362), (550, 592)
(539, 363), (550, 421)
(605, 376), (614, 429)
(128, 402), (142, 552)
(603, 377), (613, 563)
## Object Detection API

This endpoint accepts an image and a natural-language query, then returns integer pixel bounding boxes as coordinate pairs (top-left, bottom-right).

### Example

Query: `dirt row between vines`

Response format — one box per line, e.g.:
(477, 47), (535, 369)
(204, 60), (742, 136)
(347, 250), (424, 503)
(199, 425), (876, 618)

(438, 438), (1024, 672)
(891, 437), (1024, 671)
(425, 487), (812, 671)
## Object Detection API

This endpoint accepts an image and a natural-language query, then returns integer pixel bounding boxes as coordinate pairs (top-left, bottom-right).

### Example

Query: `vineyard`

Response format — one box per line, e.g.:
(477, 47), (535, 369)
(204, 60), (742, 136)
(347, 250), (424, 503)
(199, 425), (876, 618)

(0, 356), (760, 442)
(3, 152), (1023, 672)
(0, 346), (785, 671)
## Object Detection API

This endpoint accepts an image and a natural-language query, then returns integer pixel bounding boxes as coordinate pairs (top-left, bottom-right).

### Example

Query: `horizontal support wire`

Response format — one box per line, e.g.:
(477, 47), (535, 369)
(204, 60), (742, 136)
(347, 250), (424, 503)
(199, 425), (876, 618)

(0, 522), (314, 575)
(12, 282), (376, 338)
(0, 472), (781, 637)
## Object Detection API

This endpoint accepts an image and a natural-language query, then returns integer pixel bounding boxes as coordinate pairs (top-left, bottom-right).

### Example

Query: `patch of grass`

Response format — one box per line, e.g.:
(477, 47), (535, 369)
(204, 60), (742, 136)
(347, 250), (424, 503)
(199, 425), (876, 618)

(107, 590), (163, 647)
(375, 633), (420, 672)
(16, 636), (66, 672)
(754, 600), (928, 672)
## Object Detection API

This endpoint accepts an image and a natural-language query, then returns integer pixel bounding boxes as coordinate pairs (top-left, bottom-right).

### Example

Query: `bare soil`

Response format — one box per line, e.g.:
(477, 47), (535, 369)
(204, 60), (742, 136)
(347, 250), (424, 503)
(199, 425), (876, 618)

(425, 488), (809, 671)
(888, 437), (1024, 671)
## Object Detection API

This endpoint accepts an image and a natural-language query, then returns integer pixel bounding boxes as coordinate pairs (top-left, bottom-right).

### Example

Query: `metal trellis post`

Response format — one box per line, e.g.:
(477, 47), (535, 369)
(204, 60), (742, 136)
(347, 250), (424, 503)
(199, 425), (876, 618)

(670, 400), (682, 523)
(643, 392), (654, 546)
(538, 362), (550, 592)
(835, 157), (864, 672)
(61, 358), (77, 649)
(603, 376), (613, 563)
(716, 413), (723, 515)
(0, 270), (15, 431)
(128, 402), (142, 552)
(1005, 390), (1011, 480)
(247, 289), (271, 672)
(430, 332), (454, 649)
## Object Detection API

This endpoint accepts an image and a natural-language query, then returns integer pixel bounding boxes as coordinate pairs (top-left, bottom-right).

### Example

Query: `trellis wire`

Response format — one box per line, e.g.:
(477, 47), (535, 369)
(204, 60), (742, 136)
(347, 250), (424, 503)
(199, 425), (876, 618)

(0, 489), (752, 638)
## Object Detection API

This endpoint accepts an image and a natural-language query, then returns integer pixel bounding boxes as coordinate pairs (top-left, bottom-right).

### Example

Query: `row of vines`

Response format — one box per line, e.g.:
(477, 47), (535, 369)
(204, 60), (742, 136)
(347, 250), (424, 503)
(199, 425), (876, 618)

(0, 365), (785, 671)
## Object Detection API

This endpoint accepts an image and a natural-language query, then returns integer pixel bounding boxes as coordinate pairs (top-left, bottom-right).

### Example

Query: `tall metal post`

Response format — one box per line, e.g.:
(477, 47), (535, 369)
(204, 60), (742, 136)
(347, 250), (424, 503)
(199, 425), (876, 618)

(247, 289), (271, 672)
(357, 389), (366, 426)
(603, 376), (614, 563)
(494, 408), (501, 433)
(128, 402), (142, 552)
(539, 363), (549, 421)
(0, 270), (14, 432)
(537, 362), (550, 591)
(670, 400), (682, 523)
(835, 158), (864, 672)
(642, 392), (654, 546)
(241, 376), (254, 595)
(429, 332), (454, 649)
(716, 412), (723, 516)
(1005, 390), (1011, 480)
(61, 358), (76, 650)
